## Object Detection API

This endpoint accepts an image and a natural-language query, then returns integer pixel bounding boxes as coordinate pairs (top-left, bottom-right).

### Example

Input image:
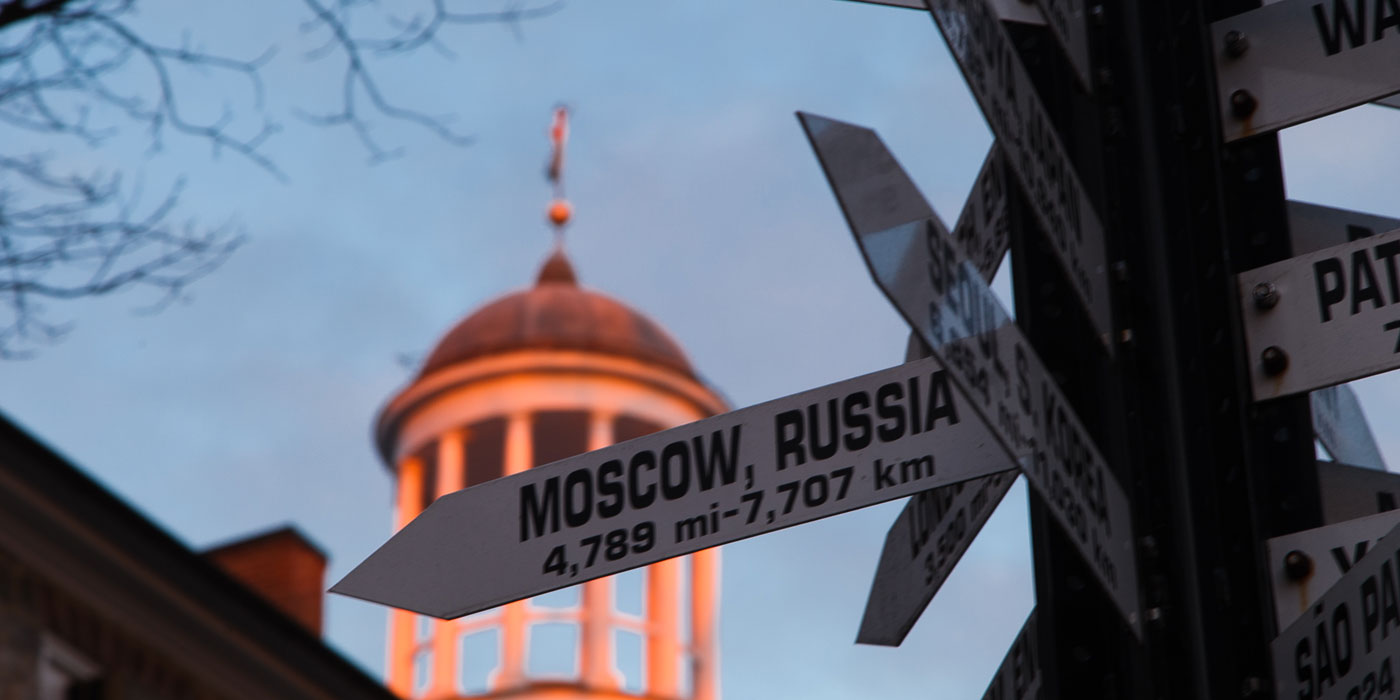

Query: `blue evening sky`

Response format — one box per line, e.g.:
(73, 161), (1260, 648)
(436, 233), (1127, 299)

(2, 0), (1399, 697)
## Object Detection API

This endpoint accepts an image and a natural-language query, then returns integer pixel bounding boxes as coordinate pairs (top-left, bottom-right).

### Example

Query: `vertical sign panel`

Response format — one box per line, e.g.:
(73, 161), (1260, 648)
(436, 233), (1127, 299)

(800, 112), (1139, 636)
(859, 143), (1014, 646)
(924, 0), (1114, 351)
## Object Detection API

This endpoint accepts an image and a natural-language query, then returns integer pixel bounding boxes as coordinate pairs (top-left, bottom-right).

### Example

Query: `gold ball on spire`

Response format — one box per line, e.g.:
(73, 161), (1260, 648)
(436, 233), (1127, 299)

(548, 199), (572, 227)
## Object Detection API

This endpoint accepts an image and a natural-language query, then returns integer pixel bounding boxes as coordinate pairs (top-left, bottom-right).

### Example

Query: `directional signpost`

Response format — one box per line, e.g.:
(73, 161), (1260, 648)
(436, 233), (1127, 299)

(799, 112), (1140, 636)
(1238, 226), (1400, 400)
(335, 0), (1400, 694)
(858, 465), (1017, 645)
(1212, 0), (1400, 141)
(1273, 516), (1400, 700)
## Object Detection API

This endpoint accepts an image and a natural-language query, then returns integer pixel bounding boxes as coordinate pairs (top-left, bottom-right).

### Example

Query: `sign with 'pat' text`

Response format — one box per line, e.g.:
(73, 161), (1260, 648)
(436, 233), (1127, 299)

(1238, 225), (1400, 400)
(333, 355), (1014, 618)
(1212, 0), (1400, 141)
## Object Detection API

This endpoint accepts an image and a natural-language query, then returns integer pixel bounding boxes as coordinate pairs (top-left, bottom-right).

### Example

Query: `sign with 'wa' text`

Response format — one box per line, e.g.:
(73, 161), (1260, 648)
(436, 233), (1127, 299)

(1238, 225), (1400, 399)
(333, 355), (1013, 618)
(1212, 0), (1400, 141)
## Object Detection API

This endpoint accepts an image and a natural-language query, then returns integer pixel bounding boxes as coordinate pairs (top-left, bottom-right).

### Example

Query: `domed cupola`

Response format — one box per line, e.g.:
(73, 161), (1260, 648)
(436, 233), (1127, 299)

(372, 107), (726, 700)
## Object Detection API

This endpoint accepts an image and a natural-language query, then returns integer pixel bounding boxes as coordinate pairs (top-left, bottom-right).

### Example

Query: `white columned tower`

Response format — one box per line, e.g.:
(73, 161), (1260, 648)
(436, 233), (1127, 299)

(374, 248), (727, 700)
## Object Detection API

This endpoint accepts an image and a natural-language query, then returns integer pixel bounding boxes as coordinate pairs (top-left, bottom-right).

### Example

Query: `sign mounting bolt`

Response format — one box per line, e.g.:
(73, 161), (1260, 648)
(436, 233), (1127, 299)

(1224, 30), (1250, 58)
(1283, 549), (1313, 581)
(1252, 282), (1279, 309)
(1230, 90), (1258, 119)
(1261, 346), (1289, 376)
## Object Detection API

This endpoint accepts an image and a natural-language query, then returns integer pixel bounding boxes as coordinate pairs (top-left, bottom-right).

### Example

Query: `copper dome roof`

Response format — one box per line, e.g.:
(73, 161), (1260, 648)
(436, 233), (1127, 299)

(418, 250), (697, 379)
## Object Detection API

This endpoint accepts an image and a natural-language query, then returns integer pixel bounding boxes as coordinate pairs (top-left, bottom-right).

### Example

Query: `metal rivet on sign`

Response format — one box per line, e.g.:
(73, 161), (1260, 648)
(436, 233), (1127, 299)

(1283, 550), (1313, 581)
(1261, 346), (1289, 376)
(1224, 30), (1250, 58)
(1230, 90), (1258, 119)
(1252, 282), (1279, 310)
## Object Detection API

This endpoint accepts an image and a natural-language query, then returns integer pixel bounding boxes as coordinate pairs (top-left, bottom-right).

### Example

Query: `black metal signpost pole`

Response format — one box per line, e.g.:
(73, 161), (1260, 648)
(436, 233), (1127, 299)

(999, 16), (1142, 700)
(1035, 0), (1324, 696)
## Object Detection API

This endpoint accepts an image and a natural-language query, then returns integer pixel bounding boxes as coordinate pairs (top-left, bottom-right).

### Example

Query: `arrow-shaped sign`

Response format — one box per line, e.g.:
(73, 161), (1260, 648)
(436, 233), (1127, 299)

(859, 143), (1015, 647)
(333, 355), (1015, 618)
(799, 112), (1140, 636)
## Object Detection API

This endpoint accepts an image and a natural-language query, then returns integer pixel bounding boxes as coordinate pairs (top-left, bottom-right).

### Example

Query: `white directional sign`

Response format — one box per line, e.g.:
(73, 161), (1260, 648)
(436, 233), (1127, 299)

(799, 112), (1140, 636)
(1272, 516), (1400, 700)
(1212, 0), (1400, 142)
(860, 148), (1014, 647)
(1268, 509), (1400, 631)
(858, 470), (1016, 645)
(1313, 385), (1388, 472)
(332, 355), (1014, 618)
(982, 609), (1042, 700)
(1288, 200), (1400, 256)
(1238, 226), (1400, 400)
(1320, 460), (1400, 525)
(1033, 0), (1093, 93)
(925, 0), (1114, 351)
(841, 0), (1046, 25)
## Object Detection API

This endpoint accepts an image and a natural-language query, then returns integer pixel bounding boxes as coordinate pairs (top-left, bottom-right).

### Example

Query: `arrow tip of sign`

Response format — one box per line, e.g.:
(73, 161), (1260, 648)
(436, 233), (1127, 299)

(794, 111), (850, 139)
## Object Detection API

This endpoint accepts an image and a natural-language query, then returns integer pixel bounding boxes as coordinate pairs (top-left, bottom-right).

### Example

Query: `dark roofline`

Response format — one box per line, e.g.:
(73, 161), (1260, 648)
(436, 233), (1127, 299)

(0, 410), (397, 700)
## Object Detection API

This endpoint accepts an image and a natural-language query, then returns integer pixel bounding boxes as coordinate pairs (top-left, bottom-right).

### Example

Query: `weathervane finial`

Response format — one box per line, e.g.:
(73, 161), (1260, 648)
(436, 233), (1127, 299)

(546, 105), (571, 247)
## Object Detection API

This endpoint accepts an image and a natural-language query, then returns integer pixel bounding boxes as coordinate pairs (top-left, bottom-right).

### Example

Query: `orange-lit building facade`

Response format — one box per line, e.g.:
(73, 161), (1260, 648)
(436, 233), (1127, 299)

(373, 249), (727, 700)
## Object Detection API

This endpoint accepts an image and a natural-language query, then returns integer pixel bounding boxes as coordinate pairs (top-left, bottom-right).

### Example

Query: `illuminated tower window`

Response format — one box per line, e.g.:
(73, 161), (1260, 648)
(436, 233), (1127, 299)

(459, 628), (499, 694)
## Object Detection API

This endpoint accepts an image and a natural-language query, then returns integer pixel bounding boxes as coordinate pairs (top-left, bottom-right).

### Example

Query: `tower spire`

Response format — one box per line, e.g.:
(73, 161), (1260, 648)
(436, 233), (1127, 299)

(545, 105), (572, 246)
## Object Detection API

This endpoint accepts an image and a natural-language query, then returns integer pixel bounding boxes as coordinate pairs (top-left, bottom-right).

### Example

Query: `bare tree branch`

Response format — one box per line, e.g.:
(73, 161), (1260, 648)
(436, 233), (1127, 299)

(0, 0), (562, 357)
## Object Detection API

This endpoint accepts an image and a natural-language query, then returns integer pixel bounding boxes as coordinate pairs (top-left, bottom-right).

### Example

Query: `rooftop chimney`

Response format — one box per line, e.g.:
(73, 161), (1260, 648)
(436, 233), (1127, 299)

(203, 526), (327, 636)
